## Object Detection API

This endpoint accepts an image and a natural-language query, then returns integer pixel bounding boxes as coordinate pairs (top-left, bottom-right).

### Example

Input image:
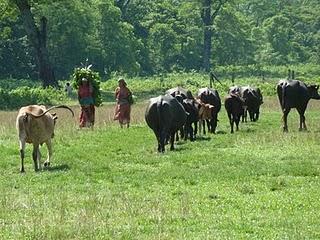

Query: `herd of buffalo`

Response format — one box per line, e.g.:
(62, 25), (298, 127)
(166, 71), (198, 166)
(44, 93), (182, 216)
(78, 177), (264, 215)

(145, 78), (320, 152)
(15, 77), (320, 172)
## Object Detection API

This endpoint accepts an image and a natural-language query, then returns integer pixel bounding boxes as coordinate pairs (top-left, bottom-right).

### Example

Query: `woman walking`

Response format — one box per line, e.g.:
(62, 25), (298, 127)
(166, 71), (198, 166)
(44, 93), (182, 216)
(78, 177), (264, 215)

(114, 78), (133, 128)
(78, 77), (95, 128)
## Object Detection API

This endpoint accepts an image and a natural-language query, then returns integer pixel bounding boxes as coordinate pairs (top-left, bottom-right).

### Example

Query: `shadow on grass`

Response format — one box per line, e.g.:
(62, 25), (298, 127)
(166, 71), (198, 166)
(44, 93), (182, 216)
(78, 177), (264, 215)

(194, 136), (211, 141)
(176, 140), (188, 145)
(46, 164), (70, 172)
(243, 128), (256, 133)
(216, 130), (227, 134)
(171, 146), (187, 152)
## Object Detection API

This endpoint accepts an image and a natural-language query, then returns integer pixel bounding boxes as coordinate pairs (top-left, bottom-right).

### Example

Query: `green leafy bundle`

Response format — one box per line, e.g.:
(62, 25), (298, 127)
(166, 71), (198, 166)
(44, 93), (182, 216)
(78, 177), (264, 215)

(72, 67), (102, 107)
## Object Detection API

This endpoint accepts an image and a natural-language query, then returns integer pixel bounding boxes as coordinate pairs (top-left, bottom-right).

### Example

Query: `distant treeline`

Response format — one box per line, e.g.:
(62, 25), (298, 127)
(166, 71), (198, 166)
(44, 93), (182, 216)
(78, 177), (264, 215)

(1, 63), (319, 110)
(1, 0), (320, 80)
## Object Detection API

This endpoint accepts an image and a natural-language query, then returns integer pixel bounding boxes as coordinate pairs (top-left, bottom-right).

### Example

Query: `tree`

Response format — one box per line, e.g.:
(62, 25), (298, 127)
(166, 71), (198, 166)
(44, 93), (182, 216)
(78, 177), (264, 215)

(114, 0), (131, 18)
(12, 0), (57, 87)
(201, 0), (228, 72)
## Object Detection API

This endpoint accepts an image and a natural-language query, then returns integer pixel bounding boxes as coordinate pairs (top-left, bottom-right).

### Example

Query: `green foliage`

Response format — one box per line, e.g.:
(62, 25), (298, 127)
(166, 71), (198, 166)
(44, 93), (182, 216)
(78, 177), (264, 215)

(72, 67), (102, 107)
(1, 0), (320, 80)
(0, 86), (67, 109)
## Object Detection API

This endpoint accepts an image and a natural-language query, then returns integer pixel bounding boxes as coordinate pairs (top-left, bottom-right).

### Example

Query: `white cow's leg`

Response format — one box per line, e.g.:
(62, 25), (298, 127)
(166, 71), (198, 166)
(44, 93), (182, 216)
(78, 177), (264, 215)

(32, 144), (40, 171)
(44, 139), (52, 168)
(37, 147), (41, 169)
(19, 140), (26, 173)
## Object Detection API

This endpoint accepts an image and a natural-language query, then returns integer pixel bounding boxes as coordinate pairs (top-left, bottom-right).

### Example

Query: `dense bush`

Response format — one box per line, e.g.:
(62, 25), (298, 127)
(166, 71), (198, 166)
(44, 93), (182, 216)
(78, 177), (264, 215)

(0, 78), (41, 90)
(0, 86), (67, 110)
(1, 65), (319, 110)
(215, 64), (320, 80)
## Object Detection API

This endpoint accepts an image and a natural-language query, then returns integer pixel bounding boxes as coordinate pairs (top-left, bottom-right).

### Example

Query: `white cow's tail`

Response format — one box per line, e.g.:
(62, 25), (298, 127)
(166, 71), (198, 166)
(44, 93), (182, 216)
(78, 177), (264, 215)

(27, 105), (74, 118)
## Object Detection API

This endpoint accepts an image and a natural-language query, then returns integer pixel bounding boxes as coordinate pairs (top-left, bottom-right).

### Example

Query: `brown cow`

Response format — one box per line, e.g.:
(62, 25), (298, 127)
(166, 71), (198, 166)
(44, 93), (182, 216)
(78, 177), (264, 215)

(16, 105), (74, 172)
(197, 100), (214, 135)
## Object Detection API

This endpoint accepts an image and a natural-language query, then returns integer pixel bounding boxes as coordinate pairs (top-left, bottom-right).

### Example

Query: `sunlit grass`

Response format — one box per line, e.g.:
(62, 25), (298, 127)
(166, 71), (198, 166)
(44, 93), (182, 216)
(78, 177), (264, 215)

(1, 97), (320, 239)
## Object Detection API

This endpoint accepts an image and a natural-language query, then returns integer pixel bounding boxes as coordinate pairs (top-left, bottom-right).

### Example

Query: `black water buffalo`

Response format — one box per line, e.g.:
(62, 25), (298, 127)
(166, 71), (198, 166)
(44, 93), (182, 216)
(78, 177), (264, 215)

(242, 87), (263, 122)
(277, 79), (320, 132)
(145, 95), (187, 152)
(166, 86), (188, 99)
(225, 93), (244, 133)
(181, 98), (199, 141)
(197, 87), (221, 134)
(229, 86), (263, 122)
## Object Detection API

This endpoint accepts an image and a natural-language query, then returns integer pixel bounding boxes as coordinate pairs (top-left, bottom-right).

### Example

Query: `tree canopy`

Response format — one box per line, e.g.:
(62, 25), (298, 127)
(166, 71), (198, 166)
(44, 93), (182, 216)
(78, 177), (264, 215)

(1, 0), (319, 80)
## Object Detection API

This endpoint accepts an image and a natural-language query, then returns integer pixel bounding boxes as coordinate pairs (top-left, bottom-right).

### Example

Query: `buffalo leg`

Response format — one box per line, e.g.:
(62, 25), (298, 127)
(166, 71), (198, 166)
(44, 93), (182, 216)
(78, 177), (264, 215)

(179, 127), (185, 140)
(170, 132), (175, 151)
(159, 130), (166, 152)
(206, 119), (210, 133)
(19, 140), (26, 173)
(194, 121), (198, 139)
(189, 124), (194, 141)
(235, 115), (240, 131)
(203, 120), (206, 135)
(297, 108), (307, 131)
(155, 133), (161, 152)
(255, 108), (260, 121)
(282, 108), (290, 132)
(242, 107), (248, 122)
(44, 139), (52, 167)
(32, 144), (40, 171)
(211, 116), (218, 133)
(228, 113), (234, 133)
(199, 120), (205, 135)
(184, 124), (189, 141)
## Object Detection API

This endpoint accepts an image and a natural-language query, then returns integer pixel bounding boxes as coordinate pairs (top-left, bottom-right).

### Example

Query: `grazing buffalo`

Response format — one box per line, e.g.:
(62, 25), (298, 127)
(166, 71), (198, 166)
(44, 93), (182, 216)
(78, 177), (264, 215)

(182, 98), (199, 141)
(16, 105), (74, 172)
(225, 93), (244, 133)
(166, 86), (189, 140)
(197, 87), (221, 134)
(277, 79), (320, 132)
(229, 86), (263, 122)
(166, 86), (188, 99)
(241, 86), (263, 122)
(145, 95), (187, 152)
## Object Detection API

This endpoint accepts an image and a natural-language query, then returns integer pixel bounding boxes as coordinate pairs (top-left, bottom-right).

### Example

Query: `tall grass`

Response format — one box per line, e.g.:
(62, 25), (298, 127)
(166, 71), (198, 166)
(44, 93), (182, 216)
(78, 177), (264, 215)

(1, 97), (320, 239)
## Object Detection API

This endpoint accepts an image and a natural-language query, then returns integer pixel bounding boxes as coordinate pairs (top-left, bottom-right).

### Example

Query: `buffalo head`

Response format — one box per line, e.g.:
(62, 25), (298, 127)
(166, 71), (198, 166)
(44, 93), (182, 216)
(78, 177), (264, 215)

(307, 85), (320, 99)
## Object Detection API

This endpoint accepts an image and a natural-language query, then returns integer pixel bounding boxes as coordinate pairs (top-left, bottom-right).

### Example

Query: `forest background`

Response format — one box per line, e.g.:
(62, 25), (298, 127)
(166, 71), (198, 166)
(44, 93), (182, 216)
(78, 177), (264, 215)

(1, 0), (320, 86)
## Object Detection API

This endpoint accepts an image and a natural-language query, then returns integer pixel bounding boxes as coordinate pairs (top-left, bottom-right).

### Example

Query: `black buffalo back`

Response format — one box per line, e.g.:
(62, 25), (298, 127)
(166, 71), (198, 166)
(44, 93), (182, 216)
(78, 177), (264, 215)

(145, 95), (187, 152)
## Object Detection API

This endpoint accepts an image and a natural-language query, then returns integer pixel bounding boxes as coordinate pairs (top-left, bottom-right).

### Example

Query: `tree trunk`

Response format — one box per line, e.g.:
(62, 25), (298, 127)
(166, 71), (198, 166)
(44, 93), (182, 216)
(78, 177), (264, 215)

(202, 0), (212, 72)
(115, 0), (131, 18)
(14, 0), (57, 87)
(201, 0), (227, 73)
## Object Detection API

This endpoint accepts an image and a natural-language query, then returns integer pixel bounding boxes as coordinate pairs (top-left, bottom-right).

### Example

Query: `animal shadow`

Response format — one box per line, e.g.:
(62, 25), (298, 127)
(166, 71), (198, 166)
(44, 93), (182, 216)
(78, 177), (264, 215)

(215, 130), (227, 134)
(195, 136), (211, 141)
(172, 146), (187, 152)
(46, 164), (70, 172)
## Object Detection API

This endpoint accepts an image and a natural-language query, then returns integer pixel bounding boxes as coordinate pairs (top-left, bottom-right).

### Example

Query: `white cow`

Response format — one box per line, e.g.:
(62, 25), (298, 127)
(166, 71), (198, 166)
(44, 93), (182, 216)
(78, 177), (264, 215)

(16, 105), (74, 172)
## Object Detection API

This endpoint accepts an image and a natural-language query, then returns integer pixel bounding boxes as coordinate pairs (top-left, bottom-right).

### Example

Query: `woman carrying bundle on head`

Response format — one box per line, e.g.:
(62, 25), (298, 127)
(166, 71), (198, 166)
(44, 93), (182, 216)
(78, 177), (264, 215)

(78, 77), (95, 128)
(113, 78), (133, 128)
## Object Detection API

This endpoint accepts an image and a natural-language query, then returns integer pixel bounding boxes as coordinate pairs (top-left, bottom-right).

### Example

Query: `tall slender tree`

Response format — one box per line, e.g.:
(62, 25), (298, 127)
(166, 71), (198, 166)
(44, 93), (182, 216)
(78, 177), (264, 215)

(13, 0), (57, 87)
(201, 0), (228, 72)
(114, 0), (131, 18)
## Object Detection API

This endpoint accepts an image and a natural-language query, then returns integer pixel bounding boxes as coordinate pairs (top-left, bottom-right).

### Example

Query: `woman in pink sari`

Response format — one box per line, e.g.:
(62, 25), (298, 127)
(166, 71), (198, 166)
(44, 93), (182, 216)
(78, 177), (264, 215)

(114, 78), (132, 128)
(78, 78), (95, 128)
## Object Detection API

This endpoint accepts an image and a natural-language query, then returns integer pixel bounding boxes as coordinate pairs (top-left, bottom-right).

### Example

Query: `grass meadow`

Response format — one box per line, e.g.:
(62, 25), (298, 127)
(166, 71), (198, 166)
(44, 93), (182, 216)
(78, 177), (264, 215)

(1, 95), (320, 239)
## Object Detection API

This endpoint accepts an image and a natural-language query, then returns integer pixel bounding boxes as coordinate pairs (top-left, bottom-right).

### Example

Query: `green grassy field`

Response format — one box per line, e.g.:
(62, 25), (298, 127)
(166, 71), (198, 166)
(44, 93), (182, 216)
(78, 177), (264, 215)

(1, 96), (320, 239)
